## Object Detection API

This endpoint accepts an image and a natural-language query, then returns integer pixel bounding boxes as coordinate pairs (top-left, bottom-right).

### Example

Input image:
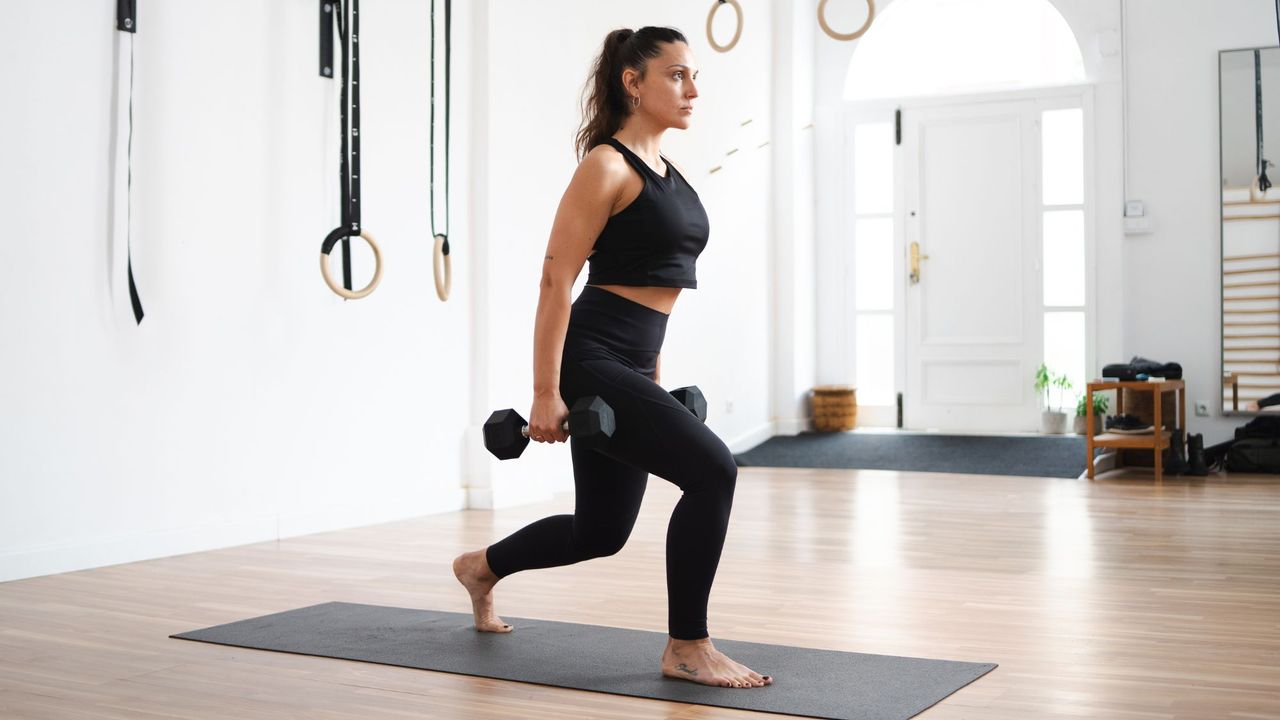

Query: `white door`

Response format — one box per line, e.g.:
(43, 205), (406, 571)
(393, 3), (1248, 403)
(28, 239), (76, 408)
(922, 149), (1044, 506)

(902, 100), (1042, 432)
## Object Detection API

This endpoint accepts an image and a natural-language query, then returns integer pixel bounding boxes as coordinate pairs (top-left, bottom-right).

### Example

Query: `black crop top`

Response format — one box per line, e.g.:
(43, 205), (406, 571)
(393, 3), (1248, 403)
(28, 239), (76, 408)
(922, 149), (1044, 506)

(585, 138), (710, 289)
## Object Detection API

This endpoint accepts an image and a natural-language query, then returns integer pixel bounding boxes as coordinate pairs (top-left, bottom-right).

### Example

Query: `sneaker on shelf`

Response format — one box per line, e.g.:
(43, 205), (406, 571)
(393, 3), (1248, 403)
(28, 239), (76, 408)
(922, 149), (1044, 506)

(1105, 414), (1157, 434)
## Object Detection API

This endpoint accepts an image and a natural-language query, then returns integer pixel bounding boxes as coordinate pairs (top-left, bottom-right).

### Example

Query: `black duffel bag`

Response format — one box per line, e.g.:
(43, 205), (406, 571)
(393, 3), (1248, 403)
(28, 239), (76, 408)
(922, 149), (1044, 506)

(1101, 355), (1183, 381)
(1225, 437), (1280, 473)
(1236, 415), (1280, 440)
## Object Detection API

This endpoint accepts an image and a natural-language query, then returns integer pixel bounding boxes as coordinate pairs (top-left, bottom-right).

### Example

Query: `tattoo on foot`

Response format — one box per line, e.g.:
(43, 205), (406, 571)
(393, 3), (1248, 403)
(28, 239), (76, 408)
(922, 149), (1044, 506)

(676, 663), (698, 676)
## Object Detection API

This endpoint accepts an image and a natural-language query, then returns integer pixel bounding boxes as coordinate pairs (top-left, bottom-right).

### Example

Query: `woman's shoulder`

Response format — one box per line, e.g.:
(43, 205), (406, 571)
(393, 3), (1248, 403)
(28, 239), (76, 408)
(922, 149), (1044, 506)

(581, 141), (630, 173)
(567, 143), (634, 207)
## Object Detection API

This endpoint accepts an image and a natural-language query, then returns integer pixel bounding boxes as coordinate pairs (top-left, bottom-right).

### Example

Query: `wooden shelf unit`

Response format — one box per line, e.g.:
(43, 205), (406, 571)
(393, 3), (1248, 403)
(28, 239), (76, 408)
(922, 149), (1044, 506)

(1085, 379), (1185, 484)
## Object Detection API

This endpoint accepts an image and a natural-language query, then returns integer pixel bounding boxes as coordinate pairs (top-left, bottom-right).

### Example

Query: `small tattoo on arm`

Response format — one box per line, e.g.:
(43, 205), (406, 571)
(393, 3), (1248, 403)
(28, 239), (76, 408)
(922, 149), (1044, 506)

(545, 255), (555, 261)
(676, 663), (698, 676)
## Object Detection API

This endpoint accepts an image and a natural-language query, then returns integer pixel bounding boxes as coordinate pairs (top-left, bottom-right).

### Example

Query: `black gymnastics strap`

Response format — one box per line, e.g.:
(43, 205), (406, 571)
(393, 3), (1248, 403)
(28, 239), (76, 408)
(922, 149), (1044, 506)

(1257, 50), (1272, 194)
(430, 0), (451, 255)
(117, 0), (144, 324)
(321, 0), (361, 292)
(349, 0), (361, 236)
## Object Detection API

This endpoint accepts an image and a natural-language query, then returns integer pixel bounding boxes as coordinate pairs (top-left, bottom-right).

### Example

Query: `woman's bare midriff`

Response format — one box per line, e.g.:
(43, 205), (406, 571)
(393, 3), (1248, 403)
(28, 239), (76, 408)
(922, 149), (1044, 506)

(587, 284), (681, 315)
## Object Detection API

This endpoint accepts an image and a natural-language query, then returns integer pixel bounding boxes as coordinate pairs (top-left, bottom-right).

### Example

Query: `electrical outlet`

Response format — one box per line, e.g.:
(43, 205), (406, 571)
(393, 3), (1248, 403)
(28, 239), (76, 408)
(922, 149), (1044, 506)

(1194, 402), (1209, 417)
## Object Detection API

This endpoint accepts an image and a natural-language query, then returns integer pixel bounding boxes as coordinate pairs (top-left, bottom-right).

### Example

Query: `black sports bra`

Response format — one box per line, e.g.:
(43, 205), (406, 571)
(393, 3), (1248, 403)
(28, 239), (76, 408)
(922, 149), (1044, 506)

(584, 138), (710, 289)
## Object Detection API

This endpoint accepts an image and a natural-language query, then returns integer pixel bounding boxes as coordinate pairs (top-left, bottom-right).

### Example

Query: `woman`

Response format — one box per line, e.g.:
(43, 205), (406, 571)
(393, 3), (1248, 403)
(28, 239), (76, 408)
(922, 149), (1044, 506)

(454, 26), (770, 689)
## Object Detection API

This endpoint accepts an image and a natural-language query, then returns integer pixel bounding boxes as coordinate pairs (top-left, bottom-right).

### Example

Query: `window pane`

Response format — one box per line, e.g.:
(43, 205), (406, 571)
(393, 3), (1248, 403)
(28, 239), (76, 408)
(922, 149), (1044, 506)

(856, 314), (895, 406)
(854, 123), (894, 214)
(1042, 108), (1083, 205)
(855, 218), (894, 311)
(1044, 311), (1085, 409)
(844, 0), (1086, 101)
(1043, 209), (1084, 306)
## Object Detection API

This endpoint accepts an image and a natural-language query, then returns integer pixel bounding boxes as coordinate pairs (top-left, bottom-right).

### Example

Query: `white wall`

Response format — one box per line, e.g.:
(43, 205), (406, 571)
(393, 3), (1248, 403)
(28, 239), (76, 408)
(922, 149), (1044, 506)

(1123, 0), (1278, 441)
(0, 0), (476, 582)
(771, 0), (820, 436)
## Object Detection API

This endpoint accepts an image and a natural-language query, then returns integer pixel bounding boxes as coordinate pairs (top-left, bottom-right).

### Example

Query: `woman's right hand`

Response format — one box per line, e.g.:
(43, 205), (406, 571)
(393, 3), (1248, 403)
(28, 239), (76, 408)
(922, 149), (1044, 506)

(528, 392), (571, 443)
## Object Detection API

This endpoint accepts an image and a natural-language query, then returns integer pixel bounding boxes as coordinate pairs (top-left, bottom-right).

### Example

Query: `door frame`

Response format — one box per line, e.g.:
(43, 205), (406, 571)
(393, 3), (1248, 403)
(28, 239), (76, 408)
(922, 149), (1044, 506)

(839, 83), (1097, 430)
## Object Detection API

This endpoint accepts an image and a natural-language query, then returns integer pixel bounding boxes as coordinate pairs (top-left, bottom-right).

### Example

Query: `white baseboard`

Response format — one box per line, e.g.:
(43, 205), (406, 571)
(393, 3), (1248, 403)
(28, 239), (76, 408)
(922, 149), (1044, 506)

(0, 488), (467, 584)
(727, 419), (783, 454)
(771, 417), (811, 437)
(276, 488), (467, 538)
(466, 482), (555, 510)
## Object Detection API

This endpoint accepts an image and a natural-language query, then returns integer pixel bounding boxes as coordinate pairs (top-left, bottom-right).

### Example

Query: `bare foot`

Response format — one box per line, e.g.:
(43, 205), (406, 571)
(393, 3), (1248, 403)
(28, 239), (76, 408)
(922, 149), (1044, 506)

(452, 549), (512, 633)
(661, 637), (772, 688)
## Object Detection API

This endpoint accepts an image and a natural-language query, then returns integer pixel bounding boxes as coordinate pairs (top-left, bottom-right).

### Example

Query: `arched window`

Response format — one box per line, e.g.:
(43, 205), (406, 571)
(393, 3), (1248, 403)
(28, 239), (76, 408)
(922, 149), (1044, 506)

(844, 0), (1086, 101)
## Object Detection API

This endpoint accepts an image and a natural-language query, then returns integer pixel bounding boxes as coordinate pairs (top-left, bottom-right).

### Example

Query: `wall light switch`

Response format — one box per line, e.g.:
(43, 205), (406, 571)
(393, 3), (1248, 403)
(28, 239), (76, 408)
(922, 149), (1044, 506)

(1124, 215), (1154, 235)
(1125, 200), (1145, 217)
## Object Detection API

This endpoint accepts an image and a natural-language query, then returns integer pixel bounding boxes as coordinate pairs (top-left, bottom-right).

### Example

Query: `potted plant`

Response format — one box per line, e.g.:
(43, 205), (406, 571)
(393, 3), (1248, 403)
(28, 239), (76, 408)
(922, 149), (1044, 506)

(1035, 363), (1074, 434)
(1073, 392), (1109, 435)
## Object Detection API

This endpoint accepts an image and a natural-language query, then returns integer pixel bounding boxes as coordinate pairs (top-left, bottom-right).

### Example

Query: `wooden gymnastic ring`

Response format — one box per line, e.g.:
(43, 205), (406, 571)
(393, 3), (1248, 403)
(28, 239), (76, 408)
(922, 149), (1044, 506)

(320, 229), (384, 300)
(706, 0), (743, 53)
(818, 0), (876, 42)
(433, 233), (452, 301)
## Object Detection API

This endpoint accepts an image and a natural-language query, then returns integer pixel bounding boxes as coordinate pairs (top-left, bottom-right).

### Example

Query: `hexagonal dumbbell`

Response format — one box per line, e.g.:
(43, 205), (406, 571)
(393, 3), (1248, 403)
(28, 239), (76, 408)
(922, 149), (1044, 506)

(669, 386), (708, 423)
(483, 395), (617, 461)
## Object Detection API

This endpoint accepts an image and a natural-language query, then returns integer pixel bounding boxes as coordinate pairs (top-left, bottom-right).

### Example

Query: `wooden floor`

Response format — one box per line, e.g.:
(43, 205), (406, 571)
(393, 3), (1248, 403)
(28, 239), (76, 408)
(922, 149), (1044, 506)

(2, 466), (1279, 719)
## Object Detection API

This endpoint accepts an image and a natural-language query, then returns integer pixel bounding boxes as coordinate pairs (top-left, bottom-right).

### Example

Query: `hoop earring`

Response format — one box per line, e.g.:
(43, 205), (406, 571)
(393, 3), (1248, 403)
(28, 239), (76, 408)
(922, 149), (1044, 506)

(631, 95), (640, 110)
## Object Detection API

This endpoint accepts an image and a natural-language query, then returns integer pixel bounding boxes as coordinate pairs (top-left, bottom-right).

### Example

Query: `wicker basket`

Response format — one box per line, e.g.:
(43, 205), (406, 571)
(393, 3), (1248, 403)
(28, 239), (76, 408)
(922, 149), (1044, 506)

(812, 385), (857, 432)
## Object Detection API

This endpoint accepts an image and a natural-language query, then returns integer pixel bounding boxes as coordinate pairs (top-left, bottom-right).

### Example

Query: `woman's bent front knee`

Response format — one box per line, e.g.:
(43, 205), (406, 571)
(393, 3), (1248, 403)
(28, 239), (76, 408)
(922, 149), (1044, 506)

(673, 447), (737, 497)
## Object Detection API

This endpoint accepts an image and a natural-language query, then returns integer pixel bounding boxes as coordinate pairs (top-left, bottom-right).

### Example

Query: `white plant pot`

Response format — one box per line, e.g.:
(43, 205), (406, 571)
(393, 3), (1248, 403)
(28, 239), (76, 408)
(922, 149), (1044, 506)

(1040, 410), (1069, 434)
(1072, 415), (1103, 436)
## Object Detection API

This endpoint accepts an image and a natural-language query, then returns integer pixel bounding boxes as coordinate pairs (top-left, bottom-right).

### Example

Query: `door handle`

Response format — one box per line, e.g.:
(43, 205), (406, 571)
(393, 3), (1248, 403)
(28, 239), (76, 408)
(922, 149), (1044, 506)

(909, 242), (930, 284)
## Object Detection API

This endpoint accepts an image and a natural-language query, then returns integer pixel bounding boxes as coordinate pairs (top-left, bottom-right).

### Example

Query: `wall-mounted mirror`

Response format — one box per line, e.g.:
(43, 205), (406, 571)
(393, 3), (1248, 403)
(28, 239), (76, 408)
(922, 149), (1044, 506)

(1221, 46), (1280, 414)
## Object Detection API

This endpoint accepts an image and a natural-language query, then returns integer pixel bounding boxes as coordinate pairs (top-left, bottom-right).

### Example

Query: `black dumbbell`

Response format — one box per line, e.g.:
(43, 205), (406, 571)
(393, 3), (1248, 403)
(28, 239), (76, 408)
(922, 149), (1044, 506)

(483, 395), (616, 460)
(670, 386), (708, 423)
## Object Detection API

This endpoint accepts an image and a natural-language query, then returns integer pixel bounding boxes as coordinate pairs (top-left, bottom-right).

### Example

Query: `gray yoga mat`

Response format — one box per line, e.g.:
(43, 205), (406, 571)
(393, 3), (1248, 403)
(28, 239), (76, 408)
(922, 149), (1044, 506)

(171, 601), (996, 720)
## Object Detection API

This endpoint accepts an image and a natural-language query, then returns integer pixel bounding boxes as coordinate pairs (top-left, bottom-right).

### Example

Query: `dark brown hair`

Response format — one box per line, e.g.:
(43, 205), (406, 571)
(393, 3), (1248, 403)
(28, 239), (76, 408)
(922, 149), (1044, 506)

(574, 26), (689, 162)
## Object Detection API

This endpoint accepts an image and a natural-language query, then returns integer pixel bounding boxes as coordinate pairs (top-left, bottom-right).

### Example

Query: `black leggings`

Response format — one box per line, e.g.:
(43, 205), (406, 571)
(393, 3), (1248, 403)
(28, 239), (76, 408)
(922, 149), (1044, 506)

(485, 285), (738, 640)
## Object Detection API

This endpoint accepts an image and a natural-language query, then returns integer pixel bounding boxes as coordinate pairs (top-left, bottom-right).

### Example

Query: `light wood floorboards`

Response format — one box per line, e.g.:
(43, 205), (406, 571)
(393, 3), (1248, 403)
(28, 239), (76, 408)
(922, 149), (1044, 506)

(1, 467), (1278, 719)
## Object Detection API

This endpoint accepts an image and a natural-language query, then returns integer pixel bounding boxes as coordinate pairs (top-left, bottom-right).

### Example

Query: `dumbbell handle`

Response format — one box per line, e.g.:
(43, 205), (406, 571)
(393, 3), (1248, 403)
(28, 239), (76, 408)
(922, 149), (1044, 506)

(521, 421), (569, 438)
